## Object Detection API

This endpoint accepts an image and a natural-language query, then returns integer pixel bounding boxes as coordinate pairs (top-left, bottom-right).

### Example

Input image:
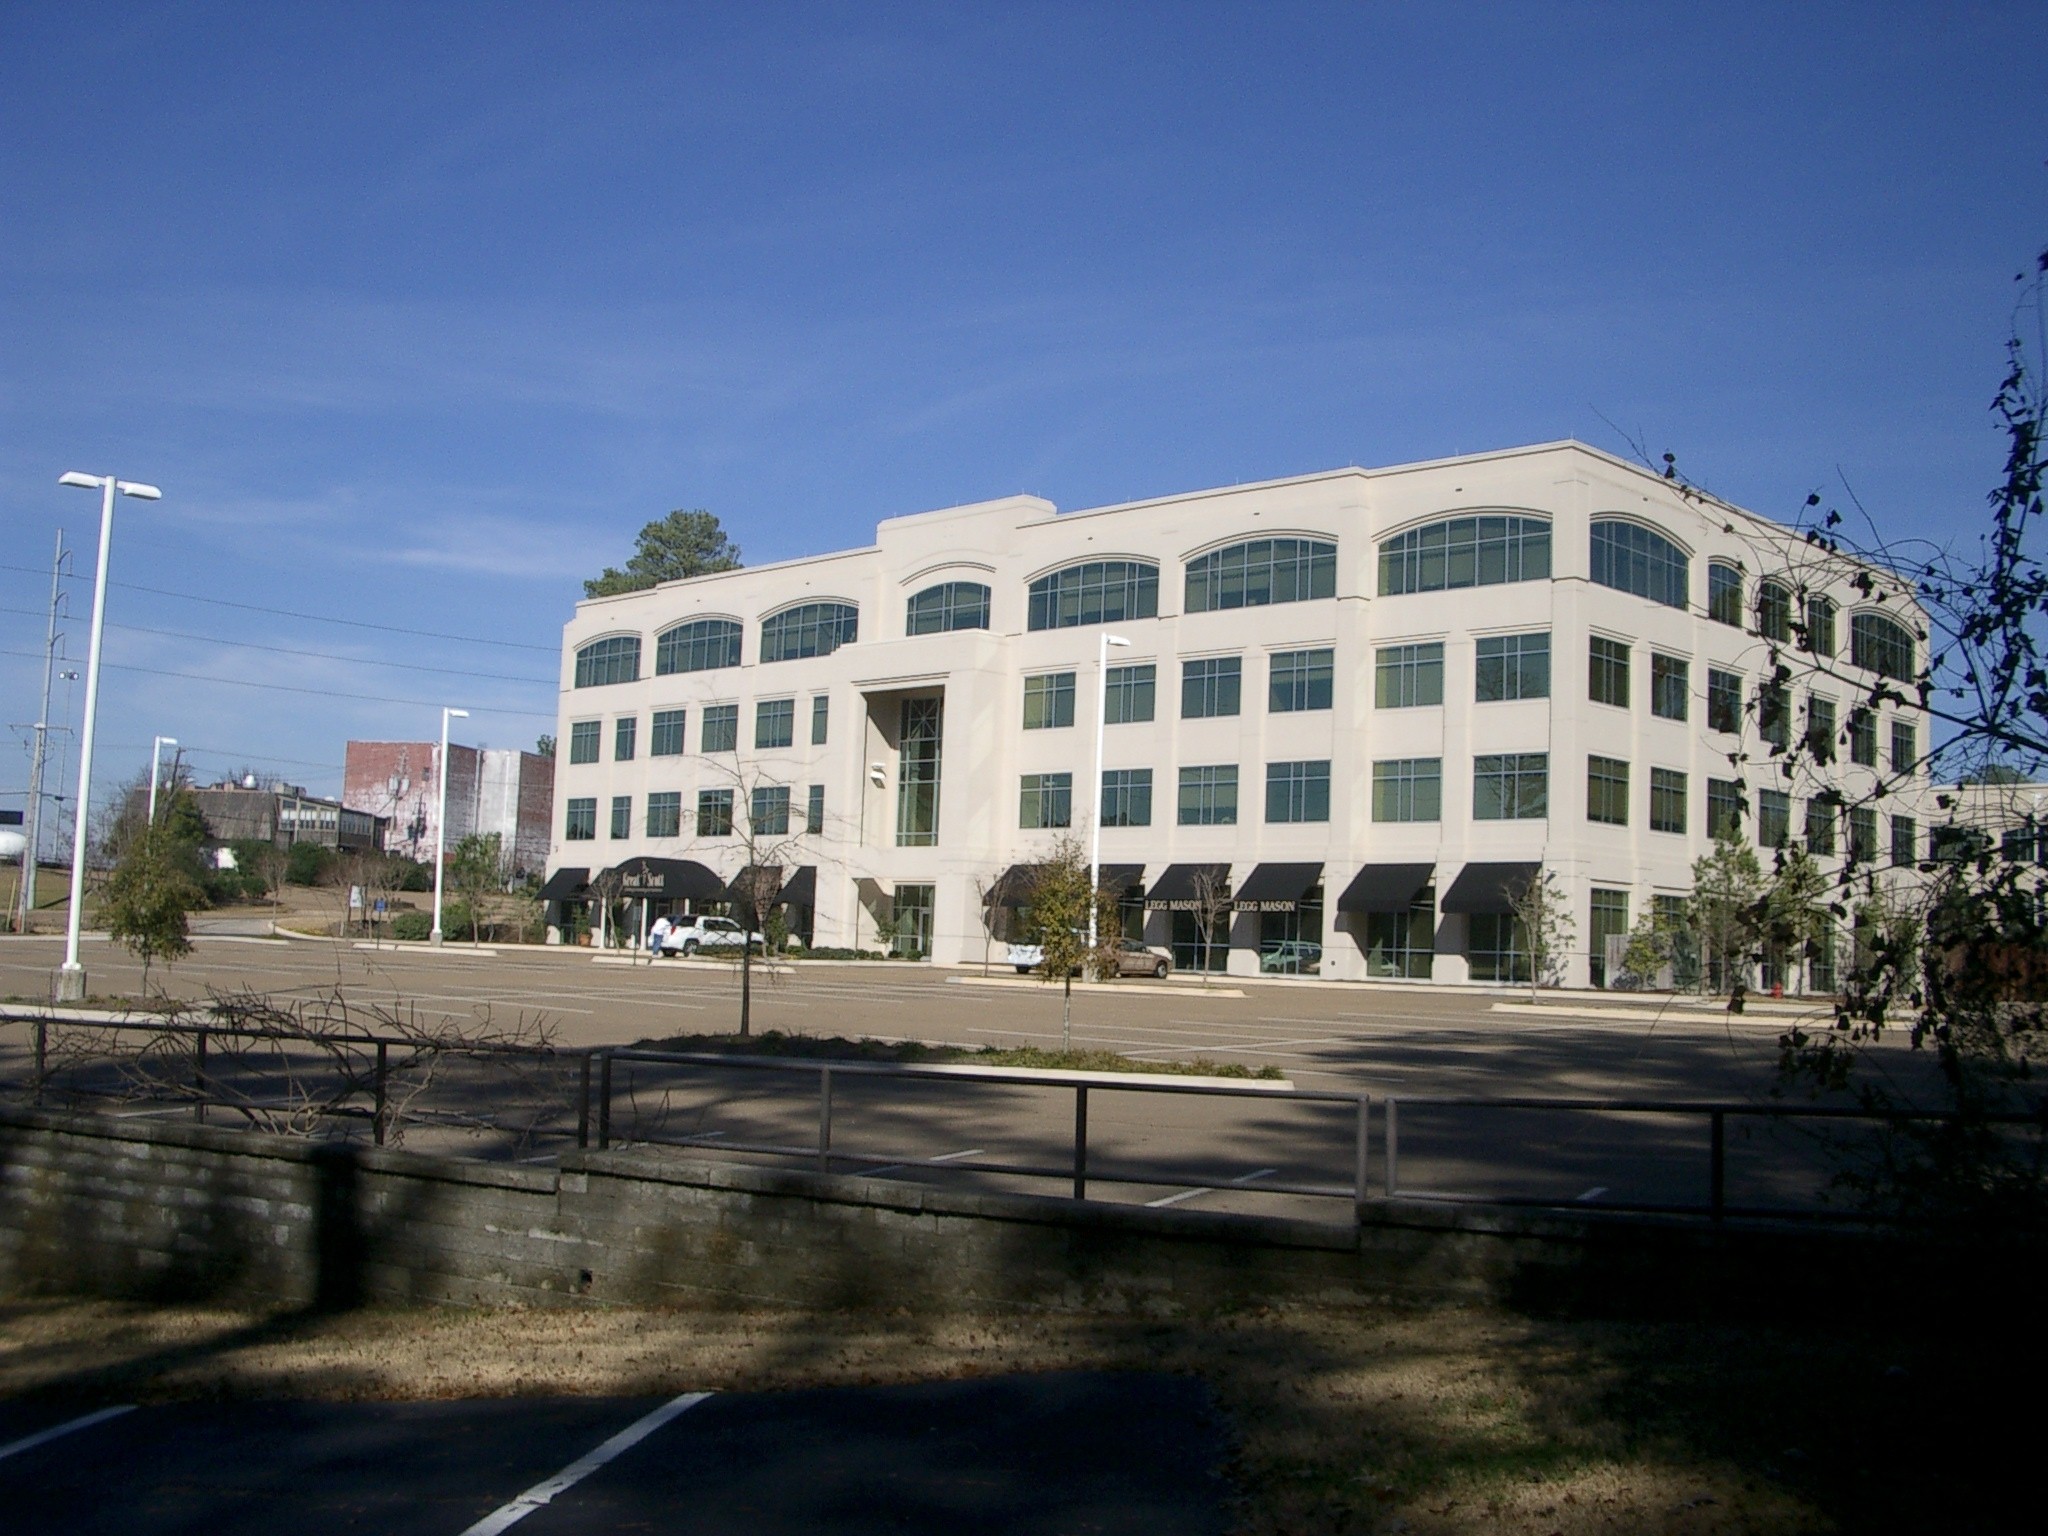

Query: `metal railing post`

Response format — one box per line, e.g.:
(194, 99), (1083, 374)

(1710, 1108), (1726, 1223)
(818, 1066), (834, 1174)
(1384, 1097), (1399, 1198)
(33, 1018), (46, 1107)
(576, 1054), (592, 1149)
(1072, 1084), (1088, 1200)
(373, 1041), (388, 1147)
(193, 1028), (208, 1124)
(597, 1053), (612, 1150)
(1354, 1095), (1371, 1218)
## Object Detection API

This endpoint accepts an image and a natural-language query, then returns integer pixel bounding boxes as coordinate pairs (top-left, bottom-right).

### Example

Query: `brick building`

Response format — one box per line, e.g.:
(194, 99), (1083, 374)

(342, 741), (554, 875)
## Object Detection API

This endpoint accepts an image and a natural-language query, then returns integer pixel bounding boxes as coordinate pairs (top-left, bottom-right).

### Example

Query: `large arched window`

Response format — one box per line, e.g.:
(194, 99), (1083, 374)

(1185, 537), (1335, 613)
(1707, 562), (1743, 626)
(761, 601), (859, 662)
(1589, 519), (1688, 609)
(655, 617), (742, 675)
(906, 581), (991, 635)
(1850, 611), (1916, 680)
(1755, 580), (1792, 644)
(1026, 560), (1159, 631)
(573, 634), (641, 688)
(1376, 515), (1549, 596)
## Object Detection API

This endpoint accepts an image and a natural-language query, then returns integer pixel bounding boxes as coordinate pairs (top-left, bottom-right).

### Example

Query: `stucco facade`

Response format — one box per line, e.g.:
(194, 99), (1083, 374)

(547, 442), (1928, 986)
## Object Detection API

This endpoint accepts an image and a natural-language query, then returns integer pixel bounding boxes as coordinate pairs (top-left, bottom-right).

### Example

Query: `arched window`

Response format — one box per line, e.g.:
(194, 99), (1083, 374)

(761, 601), (859, 662)
(1026, 560), (1159, 631)
(1376, 515), (1549, 596)
(655, 617), (742, 675)
(1185, 537), (1335, 613)
(906, 581), (991, 635)
(1850, 612), (1916, 680)
(1802, 594), (1837, 657)
(573, 634), (641, 688)
(1707, 562), (1743, 626)
(1589, 519), (1688, 609)
(1755, 580), (1792, 643)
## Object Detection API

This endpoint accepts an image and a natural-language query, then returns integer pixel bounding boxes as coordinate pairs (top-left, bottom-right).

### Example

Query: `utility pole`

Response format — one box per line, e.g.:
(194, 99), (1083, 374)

(16, 532), (68, 933)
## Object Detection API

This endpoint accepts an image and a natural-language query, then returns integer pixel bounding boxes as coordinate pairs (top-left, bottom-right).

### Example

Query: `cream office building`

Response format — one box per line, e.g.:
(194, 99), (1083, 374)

(546, 441), (1926, 986)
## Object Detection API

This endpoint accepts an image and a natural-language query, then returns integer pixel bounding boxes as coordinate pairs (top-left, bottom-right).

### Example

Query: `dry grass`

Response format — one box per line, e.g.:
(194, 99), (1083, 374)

(2, 1294), (2025, 1533)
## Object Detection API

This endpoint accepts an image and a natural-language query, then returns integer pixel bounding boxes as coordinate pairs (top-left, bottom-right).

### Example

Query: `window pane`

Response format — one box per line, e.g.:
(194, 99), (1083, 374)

(1374, 643), (1444, 708)
(1378, 516), (1550, 596)
(654, 619), (741, 675)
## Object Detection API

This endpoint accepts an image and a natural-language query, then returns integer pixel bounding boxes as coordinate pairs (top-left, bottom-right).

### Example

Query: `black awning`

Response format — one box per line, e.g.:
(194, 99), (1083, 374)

(1335, 863), (1436, 914)
(985, 863), (1046, 906)
(723, 864), (785, 906)
(537, 866), (589, 902)
(1231, 862), (1323, 911)
(1146, 863), (1231, 910)
(1098, 863), (1145, 894)
(779, 865), (817, 908)
(1439, 861), (1541, 916)
(606, 857), (726, 901)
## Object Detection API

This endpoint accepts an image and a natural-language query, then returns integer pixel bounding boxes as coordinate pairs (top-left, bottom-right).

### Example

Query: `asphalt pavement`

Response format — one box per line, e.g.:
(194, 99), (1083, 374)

(0, 1373), (1230, 1535)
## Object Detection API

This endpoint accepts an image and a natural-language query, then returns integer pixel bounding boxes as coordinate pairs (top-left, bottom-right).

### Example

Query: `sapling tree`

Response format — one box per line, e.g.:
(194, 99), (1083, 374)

(1504, 867), (1575, 1001)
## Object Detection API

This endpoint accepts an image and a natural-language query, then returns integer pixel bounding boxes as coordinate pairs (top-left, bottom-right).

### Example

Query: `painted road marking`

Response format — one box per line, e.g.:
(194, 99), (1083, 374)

(458, 1391), (713, 1535)
(860, 1146), (986, 1178)
(0, 1405), (136, 1464)
(1146, 1167), (1280, 1209)
(1577, 1186), (1609, 1201)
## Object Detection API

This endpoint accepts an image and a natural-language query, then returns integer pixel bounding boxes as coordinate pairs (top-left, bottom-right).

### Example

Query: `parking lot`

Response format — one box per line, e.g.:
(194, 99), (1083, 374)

(0, 1372), (1228, 1535)
(0, 933), (1919, 1218)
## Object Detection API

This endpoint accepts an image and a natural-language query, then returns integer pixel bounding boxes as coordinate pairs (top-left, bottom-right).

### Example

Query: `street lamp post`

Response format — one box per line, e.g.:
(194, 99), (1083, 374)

(430, 707), (470, 945)
(147, 736), (179, 827)
(1088, 632), (1132, 951)
(55, 471), (162, 1002)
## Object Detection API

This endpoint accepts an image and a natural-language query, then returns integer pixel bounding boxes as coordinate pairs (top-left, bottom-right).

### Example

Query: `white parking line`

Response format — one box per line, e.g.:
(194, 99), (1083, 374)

(1577, 1186), (1609, 1201)
(1145, 1167), (1280, 1209)
(0, 1405), (136, 1464)
(458, 1391), (713, 1535)
(860, 1146), (986, 1178)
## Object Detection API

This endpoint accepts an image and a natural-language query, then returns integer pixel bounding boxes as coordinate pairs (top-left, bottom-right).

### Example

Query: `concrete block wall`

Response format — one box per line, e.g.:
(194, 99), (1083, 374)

(0, 1108), (2013, 1318)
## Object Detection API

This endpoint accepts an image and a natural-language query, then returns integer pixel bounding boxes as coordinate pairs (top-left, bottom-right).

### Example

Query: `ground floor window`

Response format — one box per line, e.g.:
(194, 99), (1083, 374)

(1171, 910), (1229, 972)
(1468, 912), (1530, 983)
(1589, 888), (1629, 988)
(1654, 893), (1698, 989)
(1258, 896), (1323, 973)
(1365, 891), (1435, 978)
(1808, 926), (1838, 994)
(890, 884), (934, 958)
(1118, 893), (1145, 941)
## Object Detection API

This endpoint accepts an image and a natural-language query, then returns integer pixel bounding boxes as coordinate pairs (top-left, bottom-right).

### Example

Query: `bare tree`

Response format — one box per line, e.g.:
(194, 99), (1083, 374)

(1188, 866), (1233, 988)
(1504, 867), (1575, 1002)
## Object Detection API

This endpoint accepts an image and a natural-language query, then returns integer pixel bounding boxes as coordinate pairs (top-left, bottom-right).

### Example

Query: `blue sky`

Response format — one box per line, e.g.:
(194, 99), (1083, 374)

(3, 2), (2044, 820)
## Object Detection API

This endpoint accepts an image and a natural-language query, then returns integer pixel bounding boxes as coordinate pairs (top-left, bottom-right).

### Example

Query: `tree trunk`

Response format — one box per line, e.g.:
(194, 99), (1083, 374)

(739, 937), (753, 1037)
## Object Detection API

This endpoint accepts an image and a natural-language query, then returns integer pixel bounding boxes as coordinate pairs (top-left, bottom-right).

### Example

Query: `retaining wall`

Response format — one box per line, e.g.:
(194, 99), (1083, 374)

(0, 1107), (2010, 1316)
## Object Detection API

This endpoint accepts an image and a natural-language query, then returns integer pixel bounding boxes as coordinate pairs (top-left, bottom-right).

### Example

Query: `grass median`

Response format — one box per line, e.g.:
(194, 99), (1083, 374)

(629, 1028), (1288, 1079)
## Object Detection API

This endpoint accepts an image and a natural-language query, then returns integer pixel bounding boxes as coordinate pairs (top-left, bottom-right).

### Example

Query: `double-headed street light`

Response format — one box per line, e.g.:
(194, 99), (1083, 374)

(147, 736), (179, 827)
(430, 706), (470, 945)
(56, 471), (162, 1002)
(1088, 632), (1132, 950)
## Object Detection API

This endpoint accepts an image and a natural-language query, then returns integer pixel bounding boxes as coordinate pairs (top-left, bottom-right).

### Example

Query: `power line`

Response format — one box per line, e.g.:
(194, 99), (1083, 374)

(0, 560), (558, 652)
(0, 604), (553, 685)
(0, 646), (557, 720)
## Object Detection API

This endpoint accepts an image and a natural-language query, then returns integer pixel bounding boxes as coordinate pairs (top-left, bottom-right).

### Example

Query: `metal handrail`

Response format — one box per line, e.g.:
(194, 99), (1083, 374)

(580, 1046), (1373, 1215)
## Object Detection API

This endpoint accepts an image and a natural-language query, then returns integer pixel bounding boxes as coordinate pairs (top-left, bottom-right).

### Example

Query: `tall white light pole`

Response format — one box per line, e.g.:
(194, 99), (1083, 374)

(430, 707), (469, 945)
(55, 471), (162, 1002)
(1088, 632), (1132, 950)
(146, 736), (179, 827)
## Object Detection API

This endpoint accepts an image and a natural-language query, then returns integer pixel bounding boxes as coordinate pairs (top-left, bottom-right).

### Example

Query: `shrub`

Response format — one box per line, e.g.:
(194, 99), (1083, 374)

(285, 842), (337, 886)
(388, 911), (431, 941)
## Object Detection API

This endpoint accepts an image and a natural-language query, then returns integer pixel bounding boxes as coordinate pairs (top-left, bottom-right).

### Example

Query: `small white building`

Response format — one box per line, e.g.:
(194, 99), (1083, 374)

(546, 441), (1928, 986)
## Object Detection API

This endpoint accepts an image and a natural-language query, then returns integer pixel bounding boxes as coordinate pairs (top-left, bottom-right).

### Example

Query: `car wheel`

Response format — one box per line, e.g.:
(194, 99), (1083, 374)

(1015, 964), (1031, 974)
(1154, 960), (1169, 978)
(682, 939), (699, 956)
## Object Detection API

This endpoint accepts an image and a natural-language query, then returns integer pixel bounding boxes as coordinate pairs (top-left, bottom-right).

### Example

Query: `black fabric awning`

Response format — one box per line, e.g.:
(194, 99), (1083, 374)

(1146, 863), (1231, 910)
(1231, 862), (1323, 911)
(537, 866), (589, 902)
(1440, 861), (1541, 916)
(604, 857), (726, 901)
(1335, 863), (1436, 914)
(1098, 863), (1145, 894)
(723, 864), (785, 905)
(985, 863), (1045, 906)
(779, 865), (817, 908)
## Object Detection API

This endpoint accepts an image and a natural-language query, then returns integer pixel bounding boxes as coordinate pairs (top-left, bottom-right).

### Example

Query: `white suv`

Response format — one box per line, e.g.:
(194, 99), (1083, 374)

(658, 916), (766, 956)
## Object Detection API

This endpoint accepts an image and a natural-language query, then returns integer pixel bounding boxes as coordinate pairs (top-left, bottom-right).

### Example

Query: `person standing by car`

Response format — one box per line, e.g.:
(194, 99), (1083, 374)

(648, 912), (673, 957)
